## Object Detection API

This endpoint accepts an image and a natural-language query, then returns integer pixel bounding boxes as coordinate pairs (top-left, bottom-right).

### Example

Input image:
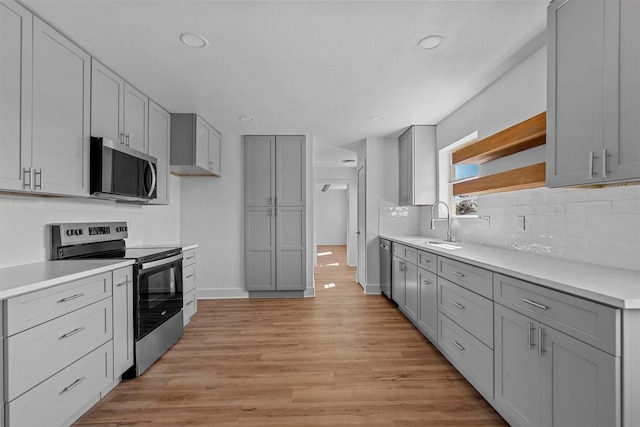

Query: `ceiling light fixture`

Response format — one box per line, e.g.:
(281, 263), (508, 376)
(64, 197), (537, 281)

(417, 35), (444, 50)
(370, 115), (385, 121)
(239, 115), (255, 122)
(179, 33), (209, 48)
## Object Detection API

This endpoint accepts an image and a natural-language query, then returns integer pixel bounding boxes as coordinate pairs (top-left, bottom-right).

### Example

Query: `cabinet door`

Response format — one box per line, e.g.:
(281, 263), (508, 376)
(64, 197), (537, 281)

(276, 136), (305, 206)
(392, 256), (406, 306)
(123, 83), (148, 153)
(245, 206), (276, 291)
(403, 261), (418, 321)
(494, 304), (542, 427)
(0, 0), (32, 192)
(90, 59), (124, 144)
(547, 0), (606, 187)
(195, 116), (210, 171)
(113, 267), (134, 378)
(245, 136), (276, 206)
(209, 129), (221, 176)
(398, 129), (410, 206)
(605, 0), (640, 182)
(417, 268), (437, 340)
(540, 325), (620, 427)
(276, 207), (306, 291)
(148, 100), (171, 204)
(31, 17), (90, 196)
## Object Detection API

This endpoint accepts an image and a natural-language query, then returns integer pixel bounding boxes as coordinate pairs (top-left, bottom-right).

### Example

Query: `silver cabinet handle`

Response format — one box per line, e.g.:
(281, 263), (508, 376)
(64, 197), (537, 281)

(452, 301), (465, 310)
(60, 326), (85, 339)
(120, 131), (125, 144)
(538, 327), (546, 357)
(161, 310), (167, 316)
(602, 149), (608, 179)
(186, 274), (195, 279)
(185, 256), (195, 261)
(186, 300), (194, 306)
(452, 340), (465, 351)
(116, 280), (129, 287)
(420, 258), (432, 264)
(421, 280), (432, 286)
(23, 167), (32, 190)
(451, 271), (464, 277)
(522, 298), (548, 310)
(125, 133), (130, 146)
(269, 196), (273, 206)
(62, 376), (86, 393)
(274, 196), (278, 206)
(57, 293), (84, 303)
(34, 169), (42, 190)
(528, 322), (536, 350)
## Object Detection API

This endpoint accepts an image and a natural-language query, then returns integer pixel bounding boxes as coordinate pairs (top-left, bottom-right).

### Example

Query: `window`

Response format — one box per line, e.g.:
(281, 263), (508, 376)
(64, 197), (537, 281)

(438, 131), (479, 217)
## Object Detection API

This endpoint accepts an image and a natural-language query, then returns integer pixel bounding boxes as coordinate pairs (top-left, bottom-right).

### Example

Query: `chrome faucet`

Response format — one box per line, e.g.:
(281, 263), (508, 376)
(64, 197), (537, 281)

(430, 201), (455, 242)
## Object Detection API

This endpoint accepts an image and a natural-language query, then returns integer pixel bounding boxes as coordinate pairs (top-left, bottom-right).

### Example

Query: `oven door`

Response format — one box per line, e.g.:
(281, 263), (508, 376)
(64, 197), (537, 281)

(136, 253), (183, 340)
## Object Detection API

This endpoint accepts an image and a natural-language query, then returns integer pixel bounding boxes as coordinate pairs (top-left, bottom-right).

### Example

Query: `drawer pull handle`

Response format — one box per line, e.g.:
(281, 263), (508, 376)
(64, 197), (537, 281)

(452, 340), (465, 351)
(58, 293), (84, 303)
(523, 298), (548, 310)
(422, 280), (432, 286)
(62, 376), (86, 393)
(186, 274), (195, 279)
(451, 271), (465, 277)
(186, 300), (194, 306)
(60, 327), (85, 339)
(186, 256), (195, 261)
(421, 259), (432, 263)
(116, 280), (129, 287)
(452, 301), (465, 310)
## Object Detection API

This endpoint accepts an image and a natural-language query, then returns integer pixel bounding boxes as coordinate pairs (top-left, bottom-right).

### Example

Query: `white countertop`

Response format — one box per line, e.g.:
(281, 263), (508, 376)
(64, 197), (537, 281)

(181, 243), (198, 251)
(380, 234), (640, 309)
(0, 259), (135, 300)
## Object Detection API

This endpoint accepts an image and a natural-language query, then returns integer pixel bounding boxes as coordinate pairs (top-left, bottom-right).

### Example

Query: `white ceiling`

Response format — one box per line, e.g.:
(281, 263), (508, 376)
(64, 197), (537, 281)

(21, 0), (548, 167)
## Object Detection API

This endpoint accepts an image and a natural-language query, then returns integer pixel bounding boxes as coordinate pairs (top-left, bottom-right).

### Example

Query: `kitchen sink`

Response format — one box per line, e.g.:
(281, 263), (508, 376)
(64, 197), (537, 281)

(402, 238), (462, 250)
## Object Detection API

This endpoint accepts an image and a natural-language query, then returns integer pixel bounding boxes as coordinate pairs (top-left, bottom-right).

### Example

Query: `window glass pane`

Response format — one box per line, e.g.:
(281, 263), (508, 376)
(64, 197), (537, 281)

(453, 164), (479, 181)
(454, 195), (477, 216)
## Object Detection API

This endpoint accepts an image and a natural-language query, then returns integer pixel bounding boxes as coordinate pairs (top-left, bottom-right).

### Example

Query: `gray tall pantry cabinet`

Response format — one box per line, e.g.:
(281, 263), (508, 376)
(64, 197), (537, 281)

(245, 136), (306, 295)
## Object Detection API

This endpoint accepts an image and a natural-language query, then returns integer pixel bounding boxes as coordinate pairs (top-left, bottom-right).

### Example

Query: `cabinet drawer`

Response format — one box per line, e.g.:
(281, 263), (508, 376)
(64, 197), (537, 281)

(494, 273), (620, 355)
(6, 342), (113, 427)
(438, 278), (493, 349)
(183, 289), (197, 325)
(439, 313), (493, 398)
(183, 249), (196, 267)
(5, 272), (112, 336)
(392, 243), (417, 264)
(183, 263), (196, 294)
(418, 250), (437, 273)
(438, 257), (492, 299)
(5, 298), (113, 401)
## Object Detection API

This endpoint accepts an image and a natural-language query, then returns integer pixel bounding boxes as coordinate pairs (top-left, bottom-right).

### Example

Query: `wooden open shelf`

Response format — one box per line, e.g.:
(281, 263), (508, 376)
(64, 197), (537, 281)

(452, 112), (546, 165)
(453, 162), (546, 196)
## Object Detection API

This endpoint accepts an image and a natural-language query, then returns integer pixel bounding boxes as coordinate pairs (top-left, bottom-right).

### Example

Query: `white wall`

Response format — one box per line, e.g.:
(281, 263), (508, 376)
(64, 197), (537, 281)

(315, 189), (347, 245)
(0, 175), (181, 268)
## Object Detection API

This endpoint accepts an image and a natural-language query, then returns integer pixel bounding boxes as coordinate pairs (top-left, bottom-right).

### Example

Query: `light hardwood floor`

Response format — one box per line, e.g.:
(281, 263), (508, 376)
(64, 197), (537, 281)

(75, 245), (506, 426)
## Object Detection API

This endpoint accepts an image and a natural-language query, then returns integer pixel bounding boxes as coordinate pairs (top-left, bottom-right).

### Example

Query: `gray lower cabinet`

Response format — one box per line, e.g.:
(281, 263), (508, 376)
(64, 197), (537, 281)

(391, 255), (405, 307)
(112, 267), (134, 378)
(391, 254), (418, 320)
(417, 268), (437, 341)
(182, 248), (198, 325)
(494, 303), (620, 427)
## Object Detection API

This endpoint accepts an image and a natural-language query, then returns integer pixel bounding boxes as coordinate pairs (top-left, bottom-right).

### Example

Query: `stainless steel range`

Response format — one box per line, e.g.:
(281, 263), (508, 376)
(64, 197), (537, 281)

(51, 221), (183, 377)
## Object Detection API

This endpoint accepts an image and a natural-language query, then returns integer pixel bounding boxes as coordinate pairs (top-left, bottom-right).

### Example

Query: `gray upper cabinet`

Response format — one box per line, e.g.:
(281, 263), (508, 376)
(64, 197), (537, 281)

(170, 113), (221, 176)
(244, 135), (306, 293)
(547, 0), (640, 187)
(30, 16), (90, 196)
(91, 59), (148, 153)
(0, 0), (32, 192)
(148, 100), (171, 205)
(398, 125), (436, 206)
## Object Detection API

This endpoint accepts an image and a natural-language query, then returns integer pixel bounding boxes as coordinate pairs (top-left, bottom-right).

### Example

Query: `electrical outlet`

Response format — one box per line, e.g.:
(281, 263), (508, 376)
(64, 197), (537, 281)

(517, 215), (526, 231)
(481, 216), (491, 229)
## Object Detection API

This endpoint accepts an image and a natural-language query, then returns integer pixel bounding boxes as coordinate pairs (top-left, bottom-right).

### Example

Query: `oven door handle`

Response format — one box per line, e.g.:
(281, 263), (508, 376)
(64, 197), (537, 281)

(140, 253), (183, 271)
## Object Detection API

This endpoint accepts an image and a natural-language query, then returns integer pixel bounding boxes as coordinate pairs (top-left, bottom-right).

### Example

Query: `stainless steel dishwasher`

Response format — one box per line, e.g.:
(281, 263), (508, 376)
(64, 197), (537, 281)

(379, 238), (392, 299)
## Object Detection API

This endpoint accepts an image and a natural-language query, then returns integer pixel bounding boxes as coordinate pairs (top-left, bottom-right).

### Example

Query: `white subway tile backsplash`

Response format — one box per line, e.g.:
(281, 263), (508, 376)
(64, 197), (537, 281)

(532, 203), (565, 214)
(612, 199), (640, 214)
(565, 201), (612, 215)
(546, 189), (587, 203)
(545, 214), (586, 225)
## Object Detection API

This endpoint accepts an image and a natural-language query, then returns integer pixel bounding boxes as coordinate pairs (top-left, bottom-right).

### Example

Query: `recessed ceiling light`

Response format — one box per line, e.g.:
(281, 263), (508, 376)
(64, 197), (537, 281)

(180, 33), (209, 48)
(417, 35), (444, 50)
(239, 115), (255, 122)
(370, 115), (385, 121)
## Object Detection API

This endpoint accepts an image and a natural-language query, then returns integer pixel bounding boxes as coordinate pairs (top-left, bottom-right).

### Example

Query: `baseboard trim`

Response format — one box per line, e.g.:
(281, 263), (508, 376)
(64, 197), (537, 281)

(364, 284), (381, 295)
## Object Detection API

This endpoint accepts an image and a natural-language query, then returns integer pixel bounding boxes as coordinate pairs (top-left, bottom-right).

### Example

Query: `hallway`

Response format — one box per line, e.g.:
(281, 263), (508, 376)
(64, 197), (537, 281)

(75, 245), (505, 426)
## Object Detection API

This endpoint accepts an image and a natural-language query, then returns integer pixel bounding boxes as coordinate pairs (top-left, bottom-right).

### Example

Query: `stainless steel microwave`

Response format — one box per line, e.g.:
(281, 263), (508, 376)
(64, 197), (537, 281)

(90, 137), (157, 203)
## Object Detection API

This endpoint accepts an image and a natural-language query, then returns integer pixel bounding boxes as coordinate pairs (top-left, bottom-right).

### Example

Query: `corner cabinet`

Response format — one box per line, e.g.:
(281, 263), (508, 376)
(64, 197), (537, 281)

(1, 3), (91, 197)
(245, 136), (306, 294)
(170, 114), (221, 176)
(547, 0), (640, 187)
(398, 125), (436, 206)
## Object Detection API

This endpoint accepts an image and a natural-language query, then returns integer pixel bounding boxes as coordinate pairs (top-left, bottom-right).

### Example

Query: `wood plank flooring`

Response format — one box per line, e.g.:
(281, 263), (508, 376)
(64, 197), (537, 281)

(75, 245), (506, 426)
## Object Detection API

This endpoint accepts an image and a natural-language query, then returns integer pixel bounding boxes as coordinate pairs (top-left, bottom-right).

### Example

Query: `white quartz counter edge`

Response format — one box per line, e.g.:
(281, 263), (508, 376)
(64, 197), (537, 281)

(0, 259), (135, 300)
(380, 234), (640, 309)
(182, 243), (198, 251)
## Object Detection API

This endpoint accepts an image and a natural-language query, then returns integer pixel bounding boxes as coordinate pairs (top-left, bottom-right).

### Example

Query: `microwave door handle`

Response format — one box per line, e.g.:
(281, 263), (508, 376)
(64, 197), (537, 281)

(147, 161), (157, 198)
